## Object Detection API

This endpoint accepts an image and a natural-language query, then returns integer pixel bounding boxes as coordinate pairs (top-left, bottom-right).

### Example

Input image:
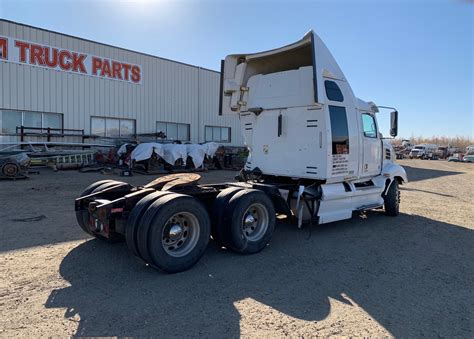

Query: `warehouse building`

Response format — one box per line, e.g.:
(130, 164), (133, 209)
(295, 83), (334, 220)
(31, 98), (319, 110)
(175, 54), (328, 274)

(0, 19), (243, 146)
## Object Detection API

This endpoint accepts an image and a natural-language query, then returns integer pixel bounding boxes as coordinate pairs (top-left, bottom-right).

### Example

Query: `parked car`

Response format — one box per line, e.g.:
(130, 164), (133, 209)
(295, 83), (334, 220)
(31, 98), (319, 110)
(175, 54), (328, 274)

(463, 155), (474, 163)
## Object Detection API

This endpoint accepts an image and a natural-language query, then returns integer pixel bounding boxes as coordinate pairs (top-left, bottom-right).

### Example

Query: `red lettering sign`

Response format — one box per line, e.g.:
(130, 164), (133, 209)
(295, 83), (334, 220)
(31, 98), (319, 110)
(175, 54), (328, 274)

(15, 41), (30, 63)
(7, 38), (141, 84)
(123, 63), (131, 81)
(100, 59), (112, 77)
(72, 52), (87, 73)
(0, 38), (7, 60)
(30, 44), (45, 65)
(92, 57), (102, 75)
(112, 61), (122, 80)
(59, 50), (72, 70)
(44, 48), (59, 67)
(131, 65), (141, 83)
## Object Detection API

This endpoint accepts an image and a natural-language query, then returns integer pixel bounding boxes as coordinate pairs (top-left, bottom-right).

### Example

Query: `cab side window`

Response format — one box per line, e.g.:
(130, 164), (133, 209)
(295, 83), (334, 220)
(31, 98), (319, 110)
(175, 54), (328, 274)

(329, 105), (350, 154)
(324, 80), (344, 102)
(362, 114), (377, 138)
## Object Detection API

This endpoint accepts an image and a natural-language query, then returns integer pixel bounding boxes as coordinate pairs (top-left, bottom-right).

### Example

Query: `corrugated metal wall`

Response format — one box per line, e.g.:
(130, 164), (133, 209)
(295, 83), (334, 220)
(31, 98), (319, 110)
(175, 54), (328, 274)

(0, 20), (244, 146)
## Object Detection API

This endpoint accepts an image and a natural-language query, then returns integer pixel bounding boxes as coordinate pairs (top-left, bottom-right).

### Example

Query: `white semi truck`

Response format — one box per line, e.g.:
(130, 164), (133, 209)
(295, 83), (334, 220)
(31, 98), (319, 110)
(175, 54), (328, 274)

(409, 144), (438, 159)
(75, 31), (407, 273)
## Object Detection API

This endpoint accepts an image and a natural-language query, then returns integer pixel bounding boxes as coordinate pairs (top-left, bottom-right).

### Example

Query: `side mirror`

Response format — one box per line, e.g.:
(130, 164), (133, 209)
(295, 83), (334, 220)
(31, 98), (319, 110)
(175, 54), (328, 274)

(390, 110), (398, 137)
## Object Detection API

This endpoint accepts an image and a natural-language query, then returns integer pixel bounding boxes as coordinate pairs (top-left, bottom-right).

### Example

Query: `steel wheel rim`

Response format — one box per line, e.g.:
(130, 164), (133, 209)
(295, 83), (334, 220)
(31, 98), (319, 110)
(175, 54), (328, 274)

(242, 203), (269, 241)
(3, 163), (19, 177)
(161, 212), (200, 257)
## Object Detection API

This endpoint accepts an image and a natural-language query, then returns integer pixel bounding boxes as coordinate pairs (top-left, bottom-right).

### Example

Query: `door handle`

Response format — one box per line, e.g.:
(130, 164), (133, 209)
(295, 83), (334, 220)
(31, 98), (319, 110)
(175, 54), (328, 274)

(277, 113), (282, 137)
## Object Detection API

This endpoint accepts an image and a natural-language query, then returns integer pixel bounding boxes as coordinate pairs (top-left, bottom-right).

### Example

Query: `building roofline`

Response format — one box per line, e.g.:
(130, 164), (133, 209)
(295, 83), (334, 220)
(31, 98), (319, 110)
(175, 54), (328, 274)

(0, 19), (220, 74)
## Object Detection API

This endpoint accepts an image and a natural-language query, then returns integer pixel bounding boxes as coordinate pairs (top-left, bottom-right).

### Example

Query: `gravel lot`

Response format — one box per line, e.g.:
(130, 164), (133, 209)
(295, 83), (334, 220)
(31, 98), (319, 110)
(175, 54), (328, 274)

(0, 159), (473, 336)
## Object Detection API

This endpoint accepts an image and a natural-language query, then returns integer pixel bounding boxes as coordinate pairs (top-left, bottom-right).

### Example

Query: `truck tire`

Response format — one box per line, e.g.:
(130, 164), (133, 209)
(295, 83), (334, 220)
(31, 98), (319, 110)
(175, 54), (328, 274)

(2, 162), (20, 177)
(136, 194), (183, 263)
(139, 194), (211, 273)
(125, 191), (173, 257)
(75, 180), (122, 235)
(211, 186), (243, 247)
(384, 180), (400, 216)
(222, 189), (276, 254)
(76, 180), (129, 242)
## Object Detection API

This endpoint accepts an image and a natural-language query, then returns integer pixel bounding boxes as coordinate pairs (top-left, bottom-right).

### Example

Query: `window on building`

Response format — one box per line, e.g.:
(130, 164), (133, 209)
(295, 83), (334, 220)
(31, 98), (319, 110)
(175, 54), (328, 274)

(205, 126), (213, 142)
(106, 118), (120, 137)
(120, 119), (135, 137)
(205, 126), (231, 143)
(0, 110), (63, 134)
(91, 117), (106, 136)
(329, 105), (349, 154)
(178, 124), (189, 141)
(42, 113), (62, 129)
(1, 110), (22, 133)
(156, 121), (190, 141)
(90, 117), (136, 137)
(167, 123), (178, 140)
(24, 112), (42, 128)
(156, 122), (167, 137)
(362, 113), (377, 138)
(325, 80), (344, 102)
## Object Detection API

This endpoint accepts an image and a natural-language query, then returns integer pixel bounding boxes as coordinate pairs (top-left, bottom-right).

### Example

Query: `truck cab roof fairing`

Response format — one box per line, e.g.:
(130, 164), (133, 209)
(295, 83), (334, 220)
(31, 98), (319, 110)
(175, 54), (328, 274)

(219, 30), (350, 115)
(220, 31), (314, 115)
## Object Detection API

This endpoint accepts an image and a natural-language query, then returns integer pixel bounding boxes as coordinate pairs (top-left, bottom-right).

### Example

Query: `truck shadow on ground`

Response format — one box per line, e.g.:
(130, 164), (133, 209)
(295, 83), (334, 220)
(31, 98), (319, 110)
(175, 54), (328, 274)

(402, 165), (463, 182)
(399, 187), (455, 198)
(45, 213), (473, 337)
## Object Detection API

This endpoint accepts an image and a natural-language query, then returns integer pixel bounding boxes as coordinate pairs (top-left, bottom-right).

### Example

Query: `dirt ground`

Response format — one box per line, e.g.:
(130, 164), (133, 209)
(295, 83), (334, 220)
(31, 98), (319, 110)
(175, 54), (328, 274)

(0, 159), (473, 337)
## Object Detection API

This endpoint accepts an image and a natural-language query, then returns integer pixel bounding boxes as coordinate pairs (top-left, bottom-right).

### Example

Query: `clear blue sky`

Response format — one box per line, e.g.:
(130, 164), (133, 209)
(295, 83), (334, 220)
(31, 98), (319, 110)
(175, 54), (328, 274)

(1, 0), (473, 138)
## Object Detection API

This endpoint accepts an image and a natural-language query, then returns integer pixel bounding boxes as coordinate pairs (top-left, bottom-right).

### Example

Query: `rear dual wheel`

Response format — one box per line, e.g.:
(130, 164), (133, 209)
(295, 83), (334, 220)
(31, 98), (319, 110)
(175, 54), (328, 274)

(211, 187), (243, 247)
(76, 180), (122, 235)
(125, 187), (275, 273)
(213, 188), (276, 254)
(126, 193), (211, 273)
(125, 191), (173, 257)
(75, 180), (128, 237)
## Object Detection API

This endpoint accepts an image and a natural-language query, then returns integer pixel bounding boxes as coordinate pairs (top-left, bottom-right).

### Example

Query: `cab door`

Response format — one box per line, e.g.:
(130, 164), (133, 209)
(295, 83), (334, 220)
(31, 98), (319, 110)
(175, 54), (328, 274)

(361, 113), (382, 177)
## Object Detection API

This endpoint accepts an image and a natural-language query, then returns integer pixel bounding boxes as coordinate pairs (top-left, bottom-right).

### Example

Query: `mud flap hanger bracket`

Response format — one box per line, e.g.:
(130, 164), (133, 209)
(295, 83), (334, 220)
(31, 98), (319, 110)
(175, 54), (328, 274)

(295, 185), (322, 228)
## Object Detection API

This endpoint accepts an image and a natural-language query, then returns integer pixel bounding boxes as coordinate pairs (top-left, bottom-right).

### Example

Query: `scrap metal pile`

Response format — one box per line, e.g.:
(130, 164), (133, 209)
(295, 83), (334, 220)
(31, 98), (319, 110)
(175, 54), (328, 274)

(0, 139), (248, 179)
(116, 142), (228, 173)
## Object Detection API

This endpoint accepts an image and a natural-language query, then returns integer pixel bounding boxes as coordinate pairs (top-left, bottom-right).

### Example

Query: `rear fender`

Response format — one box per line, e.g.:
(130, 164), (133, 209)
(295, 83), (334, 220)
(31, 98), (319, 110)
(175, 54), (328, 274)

(250, 182), (292, 216)
(75, 183), (133, 211)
